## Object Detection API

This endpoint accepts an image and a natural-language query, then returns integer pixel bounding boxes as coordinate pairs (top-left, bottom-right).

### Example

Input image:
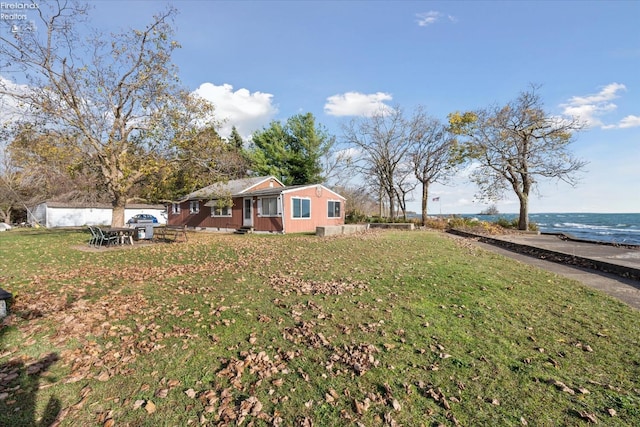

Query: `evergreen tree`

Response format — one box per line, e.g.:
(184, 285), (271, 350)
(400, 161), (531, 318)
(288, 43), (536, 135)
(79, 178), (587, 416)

(229, 126), (244, 151)
(249, 121), (290, 182)
(249, 113), (333, 185)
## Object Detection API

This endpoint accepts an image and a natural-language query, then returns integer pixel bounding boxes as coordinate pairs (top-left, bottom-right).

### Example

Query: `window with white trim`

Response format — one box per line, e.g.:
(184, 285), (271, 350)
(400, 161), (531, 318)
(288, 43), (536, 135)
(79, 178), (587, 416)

(259, 197), (280, 216)
(210, 200), (232, 217)
(292, 197), (311, 219)
(172, 203), (181, 215)
(189, 200), (200, 214)
(328, 200), (341, 218)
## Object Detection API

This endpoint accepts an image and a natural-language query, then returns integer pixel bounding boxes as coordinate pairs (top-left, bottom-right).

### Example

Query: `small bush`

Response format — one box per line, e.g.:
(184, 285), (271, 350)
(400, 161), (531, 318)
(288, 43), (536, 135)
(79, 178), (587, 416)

(423, 217), (449, 230)
(446, 216), (520, 235)
(494, 217), (539, 231)
(365, 216), (414, 224)
(345, 210), (368, 224)
(495, 217), (517, 229)
(447, 217), (480, 229)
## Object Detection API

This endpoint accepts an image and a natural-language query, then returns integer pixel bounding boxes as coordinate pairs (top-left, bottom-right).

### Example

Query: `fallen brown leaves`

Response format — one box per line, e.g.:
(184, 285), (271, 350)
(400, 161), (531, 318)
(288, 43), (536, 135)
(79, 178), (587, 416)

(326, 344), (380, 377)
(576, 410), (599, 424)
(217, 350), (290, 387)
(267, 274), (369, 296)
(3, 231), (635, 426)
(546, 378), (592, 397)
(282, 321), (331, 348)
(549, 379), (576, 395)
(2, 291), (154, 396)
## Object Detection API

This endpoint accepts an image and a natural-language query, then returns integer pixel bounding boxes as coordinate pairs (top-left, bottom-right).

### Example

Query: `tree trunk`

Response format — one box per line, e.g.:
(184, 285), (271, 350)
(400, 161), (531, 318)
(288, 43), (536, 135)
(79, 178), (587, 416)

(388, 193), (395, 221)
(421, 181), (429, 227)
(112, 199), (126, 227)
(395, 190), (407, 221)
(0, 207), (10, 224)
(518, 194), (529, 230)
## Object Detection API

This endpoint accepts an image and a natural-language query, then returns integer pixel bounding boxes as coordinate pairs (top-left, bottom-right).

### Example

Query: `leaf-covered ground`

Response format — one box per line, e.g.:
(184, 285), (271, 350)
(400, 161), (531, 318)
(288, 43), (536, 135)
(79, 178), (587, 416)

(1, 229), (639, 426)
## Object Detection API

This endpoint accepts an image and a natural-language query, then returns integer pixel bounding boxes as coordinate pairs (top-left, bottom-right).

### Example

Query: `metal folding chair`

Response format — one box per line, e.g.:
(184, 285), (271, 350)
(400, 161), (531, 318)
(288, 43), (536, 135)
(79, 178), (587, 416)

(96, 227), (119, 247)
(88, 226), (100, 247)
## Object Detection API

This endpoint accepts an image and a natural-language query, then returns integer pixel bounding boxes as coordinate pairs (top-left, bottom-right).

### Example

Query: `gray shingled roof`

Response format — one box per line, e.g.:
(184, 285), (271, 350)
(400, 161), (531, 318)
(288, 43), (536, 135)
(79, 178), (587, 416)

(243, 184), (347, 199)
(183, 176), (277, 200)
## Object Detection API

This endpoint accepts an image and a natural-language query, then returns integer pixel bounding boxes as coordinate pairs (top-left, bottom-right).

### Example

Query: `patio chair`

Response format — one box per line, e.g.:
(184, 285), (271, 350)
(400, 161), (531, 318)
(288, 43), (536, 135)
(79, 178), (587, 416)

(96, 227), (119, 247)
(88, 226), (100, 247)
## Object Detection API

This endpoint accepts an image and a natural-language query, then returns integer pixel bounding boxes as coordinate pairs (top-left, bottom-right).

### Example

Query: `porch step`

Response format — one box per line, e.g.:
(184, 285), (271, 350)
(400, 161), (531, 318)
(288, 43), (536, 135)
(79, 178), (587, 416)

(234, 226), (254, 235)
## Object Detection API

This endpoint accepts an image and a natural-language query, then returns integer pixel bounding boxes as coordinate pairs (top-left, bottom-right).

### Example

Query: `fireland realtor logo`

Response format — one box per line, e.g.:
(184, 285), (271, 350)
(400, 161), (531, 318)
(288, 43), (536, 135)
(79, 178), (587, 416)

(1, 2), (39, 33)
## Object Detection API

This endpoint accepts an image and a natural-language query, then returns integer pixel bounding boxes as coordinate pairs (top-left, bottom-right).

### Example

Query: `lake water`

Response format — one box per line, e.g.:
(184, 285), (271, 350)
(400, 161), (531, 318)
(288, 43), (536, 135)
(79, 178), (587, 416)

(465, 213), (640, 246)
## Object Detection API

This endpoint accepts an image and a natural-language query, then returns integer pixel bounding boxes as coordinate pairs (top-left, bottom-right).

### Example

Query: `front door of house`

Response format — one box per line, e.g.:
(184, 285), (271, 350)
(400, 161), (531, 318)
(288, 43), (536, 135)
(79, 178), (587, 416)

(243, 198), (253, 227)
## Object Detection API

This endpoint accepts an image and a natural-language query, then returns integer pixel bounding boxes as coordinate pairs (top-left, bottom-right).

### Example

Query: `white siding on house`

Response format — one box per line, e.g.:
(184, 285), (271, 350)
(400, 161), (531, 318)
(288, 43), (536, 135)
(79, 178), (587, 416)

(28, 203), (167, 227)
(46, 207), (113, 227)
(29, 203), (47, 226)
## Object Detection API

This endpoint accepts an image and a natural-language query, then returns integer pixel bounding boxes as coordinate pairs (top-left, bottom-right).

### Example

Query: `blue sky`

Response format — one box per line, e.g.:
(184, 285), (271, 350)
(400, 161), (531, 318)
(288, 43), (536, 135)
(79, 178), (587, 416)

(4, 1), (639, 214)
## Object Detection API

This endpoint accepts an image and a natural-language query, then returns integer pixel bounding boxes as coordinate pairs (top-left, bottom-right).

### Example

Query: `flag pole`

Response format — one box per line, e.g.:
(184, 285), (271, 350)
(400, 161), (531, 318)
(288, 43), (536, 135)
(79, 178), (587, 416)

(432, 196), (441, 218)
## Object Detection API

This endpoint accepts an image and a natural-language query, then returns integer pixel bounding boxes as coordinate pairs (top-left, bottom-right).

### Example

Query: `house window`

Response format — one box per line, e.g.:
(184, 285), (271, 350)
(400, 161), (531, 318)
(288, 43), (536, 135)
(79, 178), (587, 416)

(260, 197), (279, 216)
(189, 200), (200, 214)
(328, 200), (341, 218)
(292, 197), (311, 219)
(210, 200), (232, 217)
(172, 203), (181, 215)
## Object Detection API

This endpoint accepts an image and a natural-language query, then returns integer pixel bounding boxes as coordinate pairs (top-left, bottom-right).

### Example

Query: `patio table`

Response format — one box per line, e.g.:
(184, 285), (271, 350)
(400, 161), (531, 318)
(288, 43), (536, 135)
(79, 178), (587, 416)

(103, 227), (135, 245)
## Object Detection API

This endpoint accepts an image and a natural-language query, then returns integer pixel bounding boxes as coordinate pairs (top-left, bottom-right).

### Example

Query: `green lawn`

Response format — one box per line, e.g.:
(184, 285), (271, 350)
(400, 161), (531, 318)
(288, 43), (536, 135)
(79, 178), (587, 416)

(1, 229), (639, 426)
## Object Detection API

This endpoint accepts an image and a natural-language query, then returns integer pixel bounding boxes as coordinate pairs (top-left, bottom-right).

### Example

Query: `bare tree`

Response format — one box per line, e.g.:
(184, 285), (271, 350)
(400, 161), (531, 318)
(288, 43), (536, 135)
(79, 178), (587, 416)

(321, 146), (352, 186)
(341, 108), (414, 220)
(409, 108), (459, 226)
(331, 185), (378, 220)
(0, 140), (20, 223)
(1, 123), (108, 222)
(449, 86), (587, 230)
(394, 165), (417, 221)
(0, 1), (214, 226)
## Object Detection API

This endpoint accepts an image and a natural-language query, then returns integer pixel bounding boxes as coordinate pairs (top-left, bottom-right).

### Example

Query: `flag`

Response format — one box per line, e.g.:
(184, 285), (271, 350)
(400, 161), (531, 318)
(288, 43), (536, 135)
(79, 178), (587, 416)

(432, 197), (440, 202)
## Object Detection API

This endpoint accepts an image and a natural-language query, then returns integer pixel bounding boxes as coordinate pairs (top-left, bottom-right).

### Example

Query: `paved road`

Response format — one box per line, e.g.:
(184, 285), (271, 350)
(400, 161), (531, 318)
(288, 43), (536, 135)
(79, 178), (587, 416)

(447, 232), (640, 310)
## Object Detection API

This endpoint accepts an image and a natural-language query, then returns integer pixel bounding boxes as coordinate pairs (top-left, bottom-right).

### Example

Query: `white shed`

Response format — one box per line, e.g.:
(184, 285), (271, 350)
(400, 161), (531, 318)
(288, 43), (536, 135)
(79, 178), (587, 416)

(28, 201), (167, 228)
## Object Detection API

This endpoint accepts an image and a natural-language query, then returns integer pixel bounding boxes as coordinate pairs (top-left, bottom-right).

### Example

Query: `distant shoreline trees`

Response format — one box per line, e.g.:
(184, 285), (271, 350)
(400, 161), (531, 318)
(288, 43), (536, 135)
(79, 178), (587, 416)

(479, 204), (499, 215)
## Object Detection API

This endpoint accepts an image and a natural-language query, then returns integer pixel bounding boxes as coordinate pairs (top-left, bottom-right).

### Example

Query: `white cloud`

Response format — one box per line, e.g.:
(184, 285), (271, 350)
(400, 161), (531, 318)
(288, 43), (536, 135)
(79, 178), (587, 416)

(568, 82), (626, 105)
(560, 83), (627, 128)
(603, 114), (640, 130)
(193, 82), (278, 138)
(2, 78), (279, 139)
(324, 91), (394, 117)
(416, 11), (457, 26)
(0, 75), (34, 125)
(416, 11), (442, 27)
(334, 147), (360, 160)
(618, 115), (640, 128)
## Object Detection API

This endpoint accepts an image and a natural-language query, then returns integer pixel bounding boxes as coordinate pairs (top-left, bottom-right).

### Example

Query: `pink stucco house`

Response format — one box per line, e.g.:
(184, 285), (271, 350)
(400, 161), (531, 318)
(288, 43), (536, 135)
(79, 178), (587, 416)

(167, 176), (345, 233)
